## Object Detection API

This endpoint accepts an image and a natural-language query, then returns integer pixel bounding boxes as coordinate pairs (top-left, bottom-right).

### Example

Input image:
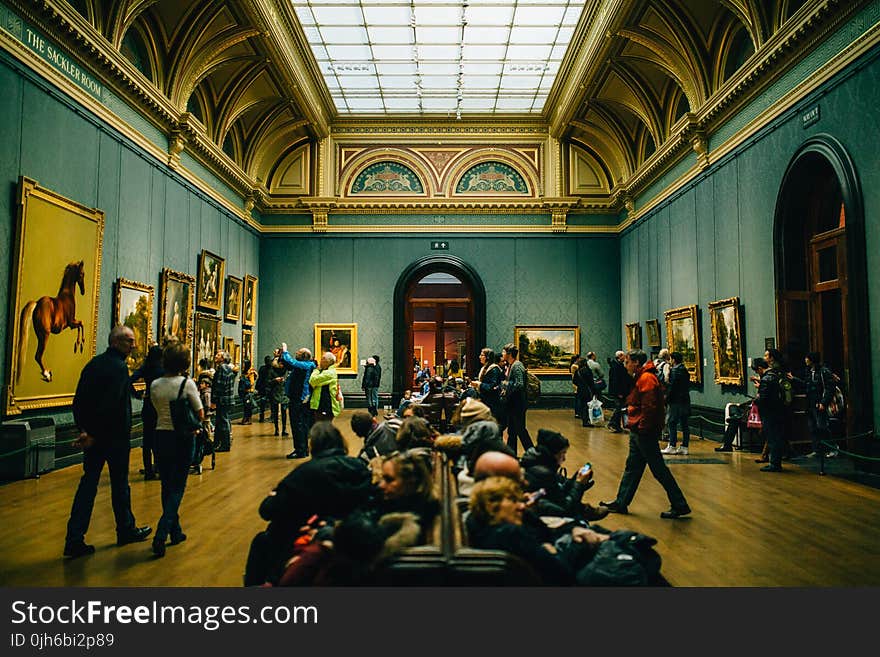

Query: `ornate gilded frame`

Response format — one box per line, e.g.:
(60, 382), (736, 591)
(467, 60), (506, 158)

(625, 322), (642, 351)
(665, 304), (702, 385)
(241, 328), (254, 368)
(708, 297), (745, 386)
(196, 249), (225, 312)
(243, 274), (258, 327)
(194, 312), (222, 371)
(5, 177), (104, 415)
(158, 268), (195, 347)
(114, 277), (154, 389)
(513, 326), (580, 375)
(645, 319), (661, 348)
(224, 275), (242, 322)
(314, 323), (358, 375)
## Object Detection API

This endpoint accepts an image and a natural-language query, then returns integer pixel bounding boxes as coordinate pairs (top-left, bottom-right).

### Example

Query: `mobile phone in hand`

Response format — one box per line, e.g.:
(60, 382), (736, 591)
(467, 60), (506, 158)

(526, 488), (547, 504)
(579, 462), (592, 477)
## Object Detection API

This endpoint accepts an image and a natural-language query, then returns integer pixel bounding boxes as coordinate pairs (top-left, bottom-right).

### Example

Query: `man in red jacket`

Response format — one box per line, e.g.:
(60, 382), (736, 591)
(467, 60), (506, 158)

(599, 350), (691, 519)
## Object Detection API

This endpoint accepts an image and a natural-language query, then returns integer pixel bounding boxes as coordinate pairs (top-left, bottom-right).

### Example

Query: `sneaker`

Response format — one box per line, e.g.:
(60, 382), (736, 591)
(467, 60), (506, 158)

(661, 445), (679, 455)
(598, 500), (628, 514)
(660, 505), (692, 519)
(825, 450), (839, 458)
(286, 451), (308, 459)
(678, 446), (689, 456)
(63, 542), (95, 559)
(116, 526), (152, 546)
(715, 445), (733, 452)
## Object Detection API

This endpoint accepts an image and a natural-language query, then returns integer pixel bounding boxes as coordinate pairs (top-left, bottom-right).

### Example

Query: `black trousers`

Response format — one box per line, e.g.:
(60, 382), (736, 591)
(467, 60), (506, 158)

(141, 402), (158, 473)
(608, 396), (626, 430)
(506, 404), (534, 456)
(614, 430), (688, 510)
(289, 401), (312, 454)
(154, 430), (193, 542)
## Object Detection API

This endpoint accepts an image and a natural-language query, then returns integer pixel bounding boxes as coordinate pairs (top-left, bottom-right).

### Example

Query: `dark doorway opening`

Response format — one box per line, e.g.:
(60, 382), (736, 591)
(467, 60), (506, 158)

(393, 256), (486, 403)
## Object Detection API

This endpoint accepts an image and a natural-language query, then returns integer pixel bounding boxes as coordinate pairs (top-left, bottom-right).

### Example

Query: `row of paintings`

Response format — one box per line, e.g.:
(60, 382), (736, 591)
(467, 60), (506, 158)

(197, 249), (257, 325)
(624, 298), (745, 386)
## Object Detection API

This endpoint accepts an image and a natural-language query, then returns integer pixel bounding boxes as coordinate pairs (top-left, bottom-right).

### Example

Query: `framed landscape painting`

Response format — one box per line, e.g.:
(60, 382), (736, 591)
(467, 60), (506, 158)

(195, 312), (221, 369)
(5, 177), (104, 415)
(514, 326), (579, 375)
(314, 323), (357, 375)
(242, 329), (253, 367)
(625, 322), (642, 351)
(645, 319), (661, 348)
(708, 297), (745, 386)
(114, 278), (154, 386)
(159, 268), (195, 347)
(196, 249), (224, 312)
(665, 304), (702, 384)
(224, 275), (242, 321)
(243, 274), (258, 327)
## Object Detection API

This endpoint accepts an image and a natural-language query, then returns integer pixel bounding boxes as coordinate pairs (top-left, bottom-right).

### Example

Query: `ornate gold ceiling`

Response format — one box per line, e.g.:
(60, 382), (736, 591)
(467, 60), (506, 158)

(4, 0), (869, 224)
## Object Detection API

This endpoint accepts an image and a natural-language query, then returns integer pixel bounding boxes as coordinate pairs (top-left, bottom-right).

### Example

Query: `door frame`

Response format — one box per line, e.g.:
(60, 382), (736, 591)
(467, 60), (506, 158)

(773, 134), (871, 434)
(393, 255), (486, 402)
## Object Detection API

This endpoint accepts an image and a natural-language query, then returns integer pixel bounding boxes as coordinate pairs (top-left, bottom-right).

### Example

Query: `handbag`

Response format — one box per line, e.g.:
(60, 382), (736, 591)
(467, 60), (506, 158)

(746, 400), (762, 430)
(170, 377), (202, 435)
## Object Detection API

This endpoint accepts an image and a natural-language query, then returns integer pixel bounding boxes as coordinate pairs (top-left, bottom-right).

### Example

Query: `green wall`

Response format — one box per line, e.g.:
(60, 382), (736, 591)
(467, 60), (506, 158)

(622, 44), (880, 427)
(0, 51), (260, 424)
(258, 234), (620, 397)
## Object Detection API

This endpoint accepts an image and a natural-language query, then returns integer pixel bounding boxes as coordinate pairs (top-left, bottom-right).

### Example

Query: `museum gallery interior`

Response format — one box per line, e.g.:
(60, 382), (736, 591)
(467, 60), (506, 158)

(0, 0), (879, 587)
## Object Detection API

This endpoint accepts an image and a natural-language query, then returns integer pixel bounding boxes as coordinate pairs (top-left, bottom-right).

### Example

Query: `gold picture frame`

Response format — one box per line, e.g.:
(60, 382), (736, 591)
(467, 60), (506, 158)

(513, 326), (580, 375)
(114, 278), (154, 389)
(645, 319), (661, 348)
(708, 297), (745, 386)
(665, 304), (702, 384)
(314, 323), (358, 375)
(241, 329), (254, 368)
(224, 275), (242, 321)
(223, 336), (235, 356)
(196, 249), (225, 312)
(625, 322), (642, 351)
(5, 177), (104, 415)
(195, 312), (222, 370)
(159, 268), (195, 347)
(243, 274), (258, 327)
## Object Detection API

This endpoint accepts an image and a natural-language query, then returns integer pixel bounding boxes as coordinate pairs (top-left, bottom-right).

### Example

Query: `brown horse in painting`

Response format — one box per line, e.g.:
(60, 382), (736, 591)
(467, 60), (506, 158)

(17, 260), (86, 383)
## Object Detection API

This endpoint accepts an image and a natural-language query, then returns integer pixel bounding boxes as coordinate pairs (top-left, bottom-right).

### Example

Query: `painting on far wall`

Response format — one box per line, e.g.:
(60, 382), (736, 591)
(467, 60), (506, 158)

(708, 297), (745, 386)
(159, 268), (195, 347)
(196, 250), (224, 312)
(114, 278), (154, 387)
(665, 304), (702, 384)
(5, 177), (104, 415)
(242, 329), (253, 368)
(195, 312), (221, 370)
(224, 275), (242, 322)
(645, 319), (661, 348)
(513, 326), (580, 375)
(314, 323), (358, 375)
(243, 274), (258, 327)
(625, 322), (642, 351)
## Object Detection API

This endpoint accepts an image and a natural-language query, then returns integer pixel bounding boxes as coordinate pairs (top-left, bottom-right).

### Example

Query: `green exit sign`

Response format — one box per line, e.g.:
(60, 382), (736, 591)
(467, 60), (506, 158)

(431, 241), (449, 250)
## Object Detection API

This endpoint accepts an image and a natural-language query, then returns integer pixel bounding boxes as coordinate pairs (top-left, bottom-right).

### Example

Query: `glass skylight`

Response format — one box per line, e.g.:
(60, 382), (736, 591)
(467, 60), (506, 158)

(290, 0), (584, 116)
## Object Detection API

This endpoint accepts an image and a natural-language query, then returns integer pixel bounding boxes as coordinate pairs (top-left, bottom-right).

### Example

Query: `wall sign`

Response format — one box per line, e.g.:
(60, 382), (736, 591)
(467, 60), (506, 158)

(431, 241), (449, 250)
(802, 105), (820, 129)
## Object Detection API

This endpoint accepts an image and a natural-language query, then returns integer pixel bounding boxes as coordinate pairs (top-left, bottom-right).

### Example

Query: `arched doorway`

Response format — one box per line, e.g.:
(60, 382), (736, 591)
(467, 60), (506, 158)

(393, 256), (486, 401)
(774, 135), (871, 438)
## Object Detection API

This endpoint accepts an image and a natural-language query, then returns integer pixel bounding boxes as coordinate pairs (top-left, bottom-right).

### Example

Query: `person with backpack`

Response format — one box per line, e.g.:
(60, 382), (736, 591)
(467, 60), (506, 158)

(752, 352), (786, 472)
(501, 342), (534, 456)
(255, 355), (273, 422)
(573, 357), (597, 428)
(792, 352), (838, 459)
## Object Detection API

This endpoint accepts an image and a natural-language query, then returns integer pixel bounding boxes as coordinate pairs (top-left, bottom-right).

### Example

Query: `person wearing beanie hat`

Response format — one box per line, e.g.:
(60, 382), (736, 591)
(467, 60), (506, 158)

(456, 420), (513, 496)
(520, 429), (609, 522)
(456, 397), (494, 430)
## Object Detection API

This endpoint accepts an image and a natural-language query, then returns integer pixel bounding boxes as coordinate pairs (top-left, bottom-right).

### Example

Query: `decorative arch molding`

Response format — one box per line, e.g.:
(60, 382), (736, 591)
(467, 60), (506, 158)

(568, 144), (612, 196)
(268, 142), (311, 195)
(341, 151), (433, 197)
(446, 150), (537, 197)
(773, 134), (870, 432)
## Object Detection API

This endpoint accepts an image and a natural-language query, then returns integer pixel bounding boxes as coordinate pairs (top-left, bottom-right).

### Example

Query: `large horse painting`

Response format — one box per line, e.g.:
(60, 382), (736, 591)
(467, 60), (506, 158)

(6, 177), (104, 416)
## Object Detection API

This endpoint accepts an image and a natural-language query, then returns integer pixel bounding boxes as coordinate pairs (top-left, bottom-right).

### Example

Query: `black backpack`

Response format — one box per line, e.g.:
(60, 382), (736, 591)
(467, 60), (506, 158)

(576, 530), (664, 586)
(525, 369), (541, 405)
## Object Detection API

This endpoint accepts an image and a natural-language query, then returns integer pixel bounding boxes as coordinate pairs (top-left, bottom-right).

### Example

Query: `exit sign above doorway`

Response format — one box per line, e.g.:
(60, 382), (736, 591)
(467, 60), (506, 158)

(431, 241), (449, 250)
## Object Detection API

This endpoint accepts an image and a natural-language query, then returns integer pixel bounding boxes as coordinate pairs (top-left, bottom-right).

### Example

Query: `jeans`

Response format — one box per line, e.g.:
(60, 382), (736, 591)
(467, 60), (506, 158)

(615, 430), (688, 510)
(154, 430), (193, 542)
(365, 387), (379, 415)
(762, 413), (785, 468)
(215, 403), (232, 449)
(667, 403), (691, 447)
(65, 439), (136, 545)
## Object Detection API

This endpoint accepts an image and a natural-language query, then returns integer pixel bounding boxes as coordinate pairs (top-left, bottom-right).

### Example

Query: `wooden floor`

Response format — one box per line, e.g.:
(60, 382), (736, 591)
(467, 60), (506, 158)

(1, 409), (879, 587)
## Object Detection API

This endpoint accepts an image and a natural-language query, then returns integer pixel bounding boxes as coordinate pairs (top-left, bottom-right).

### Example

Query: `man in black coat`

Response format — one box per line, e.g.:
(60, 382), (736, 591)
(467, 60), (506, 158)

(63, 325), (152, 558)
(362, 356), (381, 416)
(607, 351), (633, 432)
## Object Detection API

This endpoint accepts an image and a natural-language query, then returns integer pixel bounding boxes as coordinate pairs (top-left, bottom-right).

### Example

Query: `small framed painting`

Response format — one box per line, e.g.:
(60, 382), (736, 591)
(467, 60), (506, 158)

(665, 304), (702, 384)
(708, 297), (745, 386)
(625, 322), (642, 351)
(645, 319), (661, 348)
(114, 278), (154, 386)
(243, 274), (258, 327)
(224, 275), (242, 322)
(194, 312), (222, 371)
(513, 326), (580, 375)
(196, 249), (225, 312)
(314, 323), (358, 375)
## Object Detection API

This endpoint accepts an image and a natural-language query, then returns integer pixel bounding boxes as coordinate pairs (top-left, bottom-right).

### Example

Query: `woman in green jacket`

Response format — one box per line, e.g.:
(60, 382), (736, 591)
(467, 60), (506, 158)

(310, 352), (340, 422)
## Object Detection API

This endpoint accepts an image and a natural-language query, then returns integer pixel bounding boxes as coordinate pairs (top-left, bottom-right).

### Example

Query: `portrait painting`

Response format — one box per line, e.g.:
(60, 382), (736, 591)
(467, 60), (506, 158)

(665, 304), (702, 384)
(225, 275), (242, 322)
(242, 329), (254, 367)
(513, 326), (580, 375)
(243, 274), (258, 327)
(114, 278), (154, 386)
(195, 313), (222, 369)
(625, 322), (642, 351)
(196, 249), (225, 312)
(645, 319), (661, 348)
(314, 323), (358, 375)
(223, 336), (234, 357)
(159, 268), (195, 347)
(708, 297), (745, 386)
(5, 177), (104, 415)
